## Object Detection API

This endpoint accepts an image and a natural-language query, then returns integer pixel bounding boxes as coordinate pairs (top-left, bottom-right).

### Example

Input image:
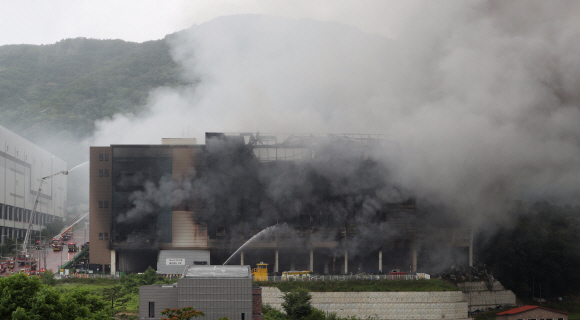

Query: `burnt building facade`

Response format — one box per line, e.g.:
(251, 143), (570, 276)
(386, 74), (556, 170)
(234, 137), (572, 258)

(90, 133), (472, 274)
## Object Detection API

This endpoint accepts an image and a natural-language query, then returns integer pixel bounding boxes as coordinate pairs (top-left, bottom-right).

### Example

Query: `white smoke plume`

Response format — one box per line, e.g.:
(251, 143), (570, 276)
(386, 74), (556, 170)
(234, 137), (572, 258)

(89, 1), (580, 229)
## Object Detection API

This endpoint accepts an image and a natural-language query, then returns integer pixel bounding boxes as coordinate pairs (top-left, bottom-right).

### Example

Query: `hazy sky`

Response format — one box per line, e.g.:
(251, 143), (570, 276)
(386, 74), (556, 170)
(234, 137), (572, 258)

(0, 0), (419, 46)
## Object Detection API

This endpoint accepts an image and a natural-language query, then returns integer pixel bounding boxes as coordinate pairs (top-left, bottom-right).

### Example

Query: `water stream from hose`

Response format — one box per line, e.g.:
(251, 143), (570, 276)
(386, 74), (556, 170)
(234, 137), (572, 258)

(223, 224), (281, 265)
(68, 161), (89, 173)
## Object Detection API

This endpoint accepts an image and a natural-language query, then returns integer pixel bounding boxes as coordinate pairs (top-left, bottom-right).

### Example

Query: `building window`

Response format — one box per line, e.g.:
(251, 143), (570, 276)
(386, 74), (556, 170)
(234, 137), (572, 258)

(99, 201), (103, 208)
(242, 313), (245, 320)
(99, 154), (103, 161)
(104, 201), (108, 208)
(99, 233), (103, 240)
(149, 302), (155, 317)
(104, 233), (109, 240)
(104, 169), (109, 177)
(99, 169), (103, 177)
(105, 154), (109, 161)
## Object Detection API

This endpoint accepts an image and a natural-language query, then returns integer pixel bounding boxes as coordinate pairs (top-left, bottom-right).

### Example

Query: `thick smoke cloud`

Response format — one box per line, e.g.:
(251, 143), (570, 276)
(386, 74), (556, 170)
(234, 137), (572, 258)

(90, 1), (580, 232)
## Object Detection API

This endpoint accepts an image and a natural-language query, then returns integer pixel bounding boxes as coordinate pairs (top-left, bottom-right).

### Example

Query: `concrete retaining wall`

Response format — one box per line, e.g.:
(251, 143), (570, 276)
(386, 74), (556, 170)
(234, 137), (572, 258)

(458, 281), (504, 292)
(262, 287), (469, 320)
(463, 290), (516, 311)
(459, 282), (516, 312)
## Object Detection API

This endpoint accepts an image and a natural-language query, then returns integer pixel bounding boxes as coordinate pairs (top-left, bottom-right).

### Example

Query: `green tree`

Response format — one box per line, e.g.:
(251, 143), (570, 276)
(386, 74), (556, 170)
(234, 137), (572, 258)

(161, 306), (205, 320)
(0, 273), (109, 319)
(0, 237), (17, 258)
(101, 285), (131, 316)
(481, 201), (580, 298)
(281, 288), (313, 320)
(263, 304), (288, 320)
(39, 270), (56, 285)
(41, 219), (66, 241)
(120, 266), (173, 293)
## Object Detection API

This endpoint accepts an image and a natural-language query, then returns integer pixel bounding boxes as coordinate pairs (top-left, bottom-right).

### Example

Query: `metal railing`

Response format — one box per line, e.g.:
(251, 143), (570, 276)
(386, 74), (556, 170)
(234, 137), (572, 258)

(63, 273), (120, 279)
(264, 274), (429, 282)
(61, 247), (88, 269)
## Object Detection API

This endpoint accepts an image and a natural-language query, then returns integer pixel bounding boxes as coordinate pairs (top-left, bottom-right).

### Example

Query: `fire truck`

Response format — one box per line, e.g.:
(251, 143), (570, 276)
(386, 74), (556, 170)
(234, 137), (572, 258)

(17, 253), (27, 265)
(67, 243), (78, 252)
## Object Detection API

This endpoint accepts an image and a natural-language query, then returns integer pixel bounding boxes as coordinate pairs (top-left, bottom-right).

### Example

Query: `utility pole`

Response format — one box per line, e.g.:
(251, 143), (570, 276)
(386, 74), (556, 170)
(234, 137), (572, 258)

(1, 235), (7, 259)
(37, 235), (46, 271)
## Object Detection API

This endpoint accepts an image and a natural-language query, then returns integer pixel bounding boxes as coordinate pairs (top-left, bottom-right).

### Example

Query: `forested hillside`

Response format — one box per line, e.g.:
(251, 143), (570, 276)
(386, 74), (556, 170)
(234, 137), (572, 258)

(0, 36), (184, 141)
(480, 201), (580, 298)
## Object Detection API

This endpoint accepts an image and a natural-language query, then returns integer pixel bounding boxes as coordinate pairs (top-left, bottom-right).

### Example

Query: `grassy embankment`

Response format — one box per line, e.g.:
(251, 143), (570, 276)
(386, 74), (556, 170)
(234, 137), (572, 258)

(254, 278), (460, 292)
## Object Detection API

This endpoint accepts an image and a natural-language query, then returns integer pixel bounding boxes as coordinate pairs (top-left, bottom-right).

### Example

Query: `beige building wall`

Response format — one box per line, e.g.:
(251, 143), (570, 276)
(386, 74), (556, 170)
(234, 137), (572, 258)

(89, 146), (112, 267)
(168, 147), (207, 249)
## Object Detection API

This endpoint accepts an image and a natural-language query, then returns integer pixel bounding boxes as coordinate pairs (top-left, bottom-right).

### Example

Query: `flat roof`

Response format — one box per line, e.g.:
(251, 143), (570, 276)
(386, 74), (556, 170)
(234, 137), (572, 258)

(183, 265), (251, 279)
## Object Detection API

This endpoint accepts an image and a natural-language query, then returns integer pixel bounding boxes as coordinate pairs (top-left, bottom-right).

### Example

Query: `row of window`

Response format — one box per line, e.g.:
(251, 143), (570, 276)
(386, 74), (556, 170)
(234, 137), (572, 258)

(0, 204), (51, 225)
(98, 201), (109, 208)
(4, 147), (31, 160)
(98, 154), (109, 161)
(98, 232), (109, 240)
(98, 169), (109, 177)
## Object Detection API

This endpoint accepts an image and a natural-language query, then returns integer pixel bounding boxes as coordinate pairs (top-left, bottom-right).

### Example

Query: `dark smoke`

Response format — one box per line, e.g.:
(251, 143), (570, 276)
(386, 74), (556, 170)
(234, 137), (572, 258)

(91, 2), (580, 270)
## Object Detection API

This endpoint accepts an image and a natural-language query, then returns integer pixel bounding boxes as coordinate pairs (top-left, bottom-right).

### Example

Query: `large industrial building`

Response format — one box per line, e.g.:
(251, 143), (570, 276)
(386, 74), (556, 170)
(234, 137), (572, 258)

(90, 133), (472, 274)
(0, 125), (68, 247)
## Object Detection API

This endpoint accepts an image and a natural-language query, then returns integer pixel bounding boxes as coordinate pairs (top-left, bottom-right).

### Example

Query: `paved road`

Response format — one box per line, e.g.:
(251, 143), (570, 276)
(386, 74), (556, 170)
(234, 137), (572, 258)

(11, 224), (89, 274)
(42, 224), (89, 272)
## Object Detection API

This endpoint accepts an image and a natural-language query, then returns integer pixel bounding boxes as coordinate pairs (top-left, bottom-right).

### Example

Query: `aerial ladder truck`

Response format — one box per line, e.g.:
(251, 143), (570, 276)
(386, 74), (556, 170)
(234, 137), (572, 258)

(20, 170), (68, 265)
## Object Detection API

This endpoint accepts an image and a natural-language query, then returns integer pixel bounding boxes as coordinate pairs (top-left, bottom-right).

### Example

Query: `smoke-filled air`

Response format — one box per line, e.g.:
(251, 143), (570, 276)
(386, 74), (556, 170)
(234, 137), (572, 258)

(87, 0), (580, 237)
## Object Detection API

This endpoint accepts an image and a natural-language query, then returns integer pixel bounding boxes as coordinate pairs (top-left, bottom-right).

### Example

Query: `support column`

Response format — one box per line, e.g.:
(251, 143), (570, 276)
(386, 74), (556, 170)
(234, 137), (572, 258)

(110, 250), (116, 275)
(275, 249), (279, 273)
(379, 250), (383, 272)
(469, 229), (474, 267)
(412, 248), (417, 273)
(309, 249), (313, 272)
(344, 250), (348, 274)
(241, 251), (245, 265)
(324, 261), (329, 274)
